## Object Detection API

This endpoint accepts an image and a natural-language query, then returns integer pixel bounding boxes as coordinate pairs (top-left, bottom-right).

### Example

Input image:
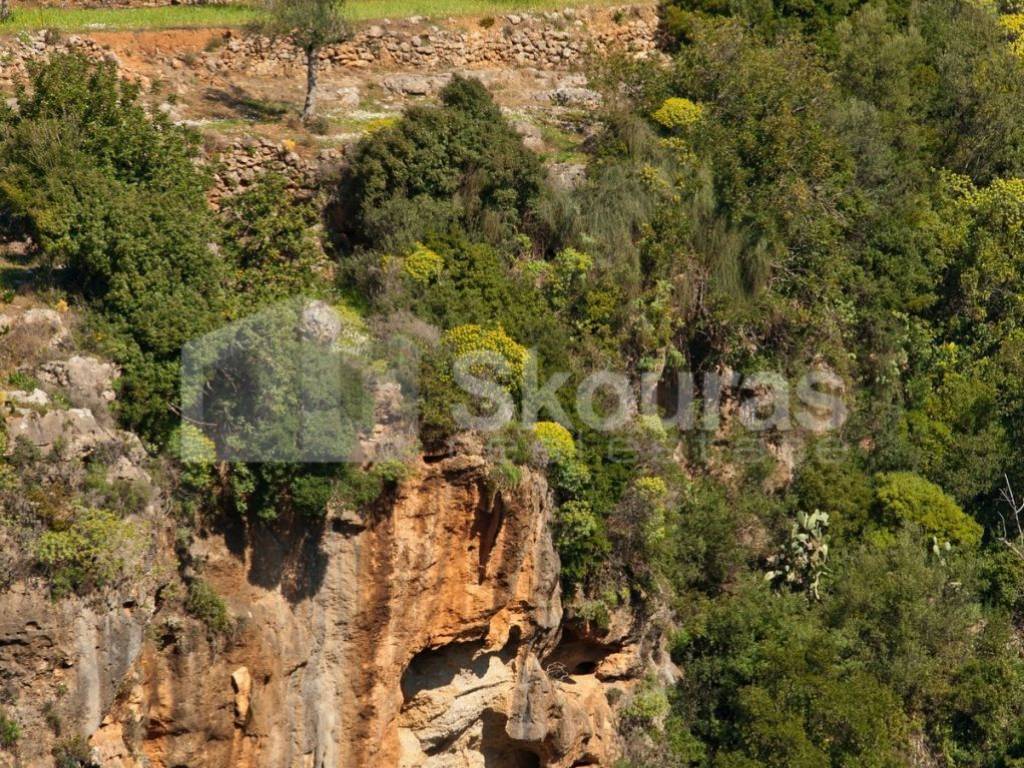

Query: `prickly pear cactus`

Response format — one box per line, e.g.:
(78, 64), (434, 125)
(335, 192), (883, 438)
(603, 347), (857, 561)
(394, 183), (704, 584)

(765, 509), (830, 599)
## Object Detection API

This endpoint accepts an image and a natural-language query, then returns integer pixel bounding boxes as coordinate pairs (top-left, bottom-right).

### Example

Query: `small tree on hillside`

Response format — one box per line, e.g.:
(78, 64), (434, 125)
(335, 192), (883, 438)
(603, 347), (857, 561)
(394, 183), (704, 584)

(264, 0), (349, 124)
(0, 0), (11, 23)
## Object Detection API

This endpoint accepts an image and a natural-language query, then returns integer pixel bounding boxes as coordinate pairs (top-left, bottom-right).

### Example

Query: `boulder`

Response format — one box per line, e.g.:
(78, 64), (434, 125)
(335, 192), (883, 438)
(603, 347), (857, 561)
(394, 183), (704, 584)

(5, 407), (113, 458)
(37, 355), (120, 414)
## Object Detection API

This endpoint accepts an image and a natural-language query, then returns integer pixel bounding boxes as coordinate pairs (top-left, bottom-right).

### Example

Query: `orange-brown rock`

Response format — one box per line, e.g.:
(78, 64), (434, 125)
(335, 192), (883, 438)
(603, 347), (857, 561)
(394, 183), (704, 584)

(84, 446), (626, 767)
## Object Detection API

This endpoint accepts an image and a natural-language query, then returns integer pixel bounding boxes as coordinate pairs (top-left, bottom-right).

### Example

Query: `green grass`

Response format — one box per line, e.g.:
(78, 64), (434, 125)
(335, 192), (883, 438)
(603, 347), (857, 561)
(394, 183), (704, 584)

(0, 0), (636, 33)
(0, 4), (259, 33)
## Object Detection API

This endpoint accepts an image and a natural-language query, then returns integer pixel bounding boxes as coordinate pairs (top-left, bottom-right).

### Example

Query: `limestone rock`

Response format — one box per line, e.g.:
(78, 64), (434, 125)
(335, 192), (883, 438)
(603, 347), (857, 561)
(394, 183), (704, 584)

(548, 85), (601, 108)
(0, 306), (69, 353)
(335, 85), (362, 108)
(79, 444), (633, 767)
(512, 119), (546, 152)
(383, 73), (449, 96)
(6, 407), (113, 457)
(548, 161), (587, 190)
(37, 354), (120, 414)
(298, 299), (344, 344)
(232, 666), (253, 722)
(5, 387), (50, 410)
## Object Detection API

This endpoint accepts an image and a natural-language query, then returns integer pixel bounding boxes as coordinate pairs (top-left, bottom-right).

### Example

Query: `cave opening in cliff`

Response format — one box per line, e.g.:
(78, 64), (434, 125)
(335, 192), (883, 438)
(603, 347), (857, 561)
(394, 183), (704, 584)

(400, 639), (509, 704)
(544, 626), (617, 679)
(509, 749), (541, 768)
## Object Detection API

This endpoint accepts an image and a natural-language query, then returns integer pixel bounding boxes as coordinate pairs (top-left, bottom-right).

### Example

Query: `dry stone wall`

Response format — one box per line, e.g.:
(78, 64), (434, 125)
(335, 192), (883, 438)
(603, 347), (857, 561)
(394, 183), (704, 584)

(207, 137), (332, 204)
(201, 5), (657, 73)
(1, 5), (657, 88)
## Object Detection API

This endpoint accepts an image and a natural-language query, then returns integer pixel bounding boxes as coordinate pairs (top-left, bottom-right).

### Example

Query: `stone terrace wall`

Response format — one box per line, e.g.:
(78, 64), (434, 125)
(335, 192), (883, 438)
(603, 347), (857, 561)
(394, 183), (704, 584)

(1, 6), (657, 88)
(207, 137), (335, 205)
(200, 5), (657, 73)
(0, 34), (115, 88)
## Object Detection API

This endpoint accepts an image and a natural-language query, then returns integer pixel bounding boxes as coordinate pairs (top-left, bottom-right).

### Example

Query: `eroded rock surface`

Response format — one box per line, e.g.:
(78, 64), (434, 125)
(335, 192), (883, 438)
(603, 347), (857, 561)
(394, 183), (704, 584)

(84, 445), (631, 767)
(0, 303), (645, 767)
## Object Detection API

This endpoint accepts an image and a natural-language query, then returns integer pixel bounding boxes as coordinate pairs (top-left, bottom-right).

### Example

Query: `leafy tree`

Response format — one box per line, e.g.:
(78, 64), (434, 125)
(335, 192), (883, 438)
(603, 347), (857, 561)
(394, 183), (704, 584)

(263, 0), (349, 123)
(338, 76), (546, 250)
(0, 54), (226, 441)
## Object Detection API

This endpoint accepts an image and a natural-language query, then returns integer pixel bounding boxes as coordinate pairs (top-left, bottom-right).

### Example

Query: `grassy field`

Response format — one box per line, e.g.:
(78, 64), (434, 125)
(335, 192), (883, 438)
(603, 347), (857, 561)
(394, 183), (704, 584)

(0, 4), (259, 32)
(0, 0), (634, 33)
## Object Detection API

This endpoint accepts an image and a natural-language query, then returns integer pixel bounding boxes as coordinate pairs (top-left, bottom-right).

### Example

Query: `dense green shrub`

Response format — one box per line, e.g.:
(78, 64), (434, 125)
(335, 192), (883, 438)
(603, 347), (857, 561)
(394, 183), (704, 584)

(219, 172), (327, 310)
(34, 507), (136, 596)
(665, 534), (1024, 768)
(0, 54), (226, 442)
(554, 499), (609, 590)
(171, 424), (217, 492)
(790, 454), (874, 541)
(338, 75), (546, 250)
(874, 472), (983, 547)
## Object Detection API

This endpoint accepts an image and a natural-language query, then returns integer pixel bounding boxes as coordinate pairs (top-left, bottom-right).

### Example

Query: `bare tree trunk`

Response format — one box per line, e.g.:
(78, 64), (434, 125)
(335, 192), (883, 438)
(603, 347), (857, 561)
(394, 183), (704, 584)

(302, 45), (319, 123)
(0, 0), (11, 23)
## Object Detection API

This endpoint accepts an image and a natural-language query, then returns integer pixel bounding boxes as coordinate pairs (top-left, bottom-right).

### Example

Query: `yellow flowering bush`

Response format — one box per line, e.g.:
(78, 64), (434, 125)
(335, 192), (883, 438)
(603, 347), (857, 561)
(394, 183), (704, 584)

(533, 421), (576, 462)
(441, 324), (528, 386)
(651, 97), (705, 131)
(634, 475), (668, 503)
(1001, 13), (1024, 56)
(402, 244), (444, 284)
(364, 116), (400, 134)
(177, 422), (216, 465)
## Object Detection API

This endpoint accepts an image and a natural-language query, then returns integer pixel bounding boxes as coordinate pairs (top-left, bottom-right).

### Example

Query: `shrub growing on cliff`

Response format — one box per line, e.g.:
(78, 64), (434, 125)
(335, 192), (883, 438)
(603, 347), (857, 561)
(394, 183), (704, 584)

(554, 499), (609, 590)
(531, 420), (592, 497)
(0, 709), (19, 748)
(441, 324), (528, 390)
(186, 579), (233, 635)
(34, 506), (136, 596)
(532, 421), (576, 463)
(52, 735), (94, 768)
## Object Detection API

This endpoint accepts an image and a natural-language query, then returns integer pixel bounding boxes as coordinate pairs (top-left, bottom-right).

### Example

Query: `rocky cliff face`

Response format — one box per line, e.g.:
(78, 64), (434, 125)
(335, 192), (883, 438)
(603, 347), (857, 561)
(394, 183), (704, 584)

(0, 302), (642, 767)
(92, 448), (628, 768)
